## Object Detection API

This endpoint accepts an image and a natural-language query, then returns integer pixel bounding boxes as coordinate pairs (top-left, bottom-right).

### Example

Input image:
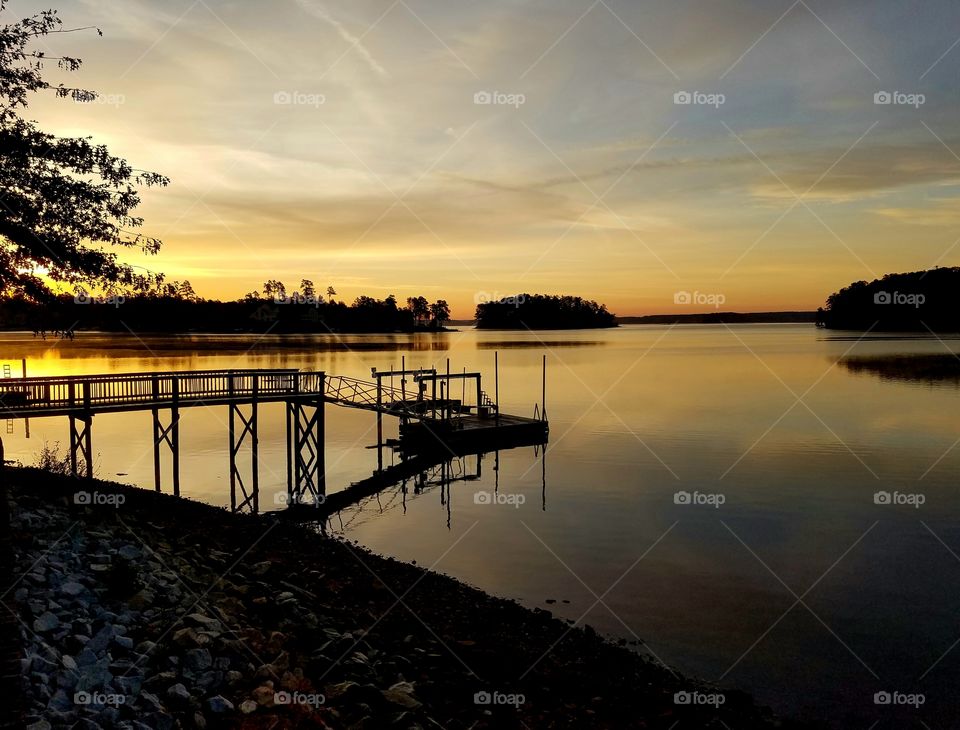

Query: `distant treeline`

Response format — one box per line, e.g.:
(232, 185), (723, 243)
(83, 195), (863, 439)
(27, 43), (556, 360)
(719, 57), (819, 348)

(619, 312), (816, 325)
(817, 268), (960, 331)
(0, 280), (453, 334)
(475, 294), (616, 329)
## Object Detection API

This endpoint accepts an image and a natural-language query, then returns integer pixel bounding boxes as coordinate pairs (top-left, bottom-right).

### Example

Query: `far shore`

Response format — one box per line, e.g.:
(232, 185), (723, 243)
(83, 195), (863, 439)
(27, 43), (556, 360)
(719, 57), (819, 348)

(4, 468), (807, 729)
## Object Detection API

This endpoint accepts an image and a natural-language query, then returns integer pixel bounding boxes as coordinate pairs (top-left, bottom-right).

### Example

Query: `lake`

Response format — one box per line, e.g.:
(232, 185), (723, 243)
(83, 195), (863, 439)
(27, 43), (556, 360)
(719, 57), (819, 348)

(3, 324), (959, 728)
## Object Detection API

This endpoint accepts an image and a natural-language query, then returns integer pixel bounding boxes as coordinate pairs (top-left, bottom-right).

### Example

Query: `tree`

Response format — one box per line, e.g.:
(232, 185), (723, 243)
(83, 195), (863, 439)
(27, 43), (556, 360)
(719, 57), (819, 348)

(262, 279), (286, 301)
(0, 3), (168, 300)
(406, 295), (429, 324)
(326, 285), (337, 301)
(429, 299), (451, 326)
(300, 279), (317, 301)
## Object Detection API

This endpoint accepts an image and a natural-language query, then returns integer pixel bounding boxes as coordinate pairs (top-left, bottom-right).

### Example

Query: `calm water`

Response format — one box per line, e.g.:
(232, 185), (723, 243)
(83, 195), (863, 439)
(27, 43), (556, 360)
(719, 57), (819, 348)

(4, 324), (960, 728)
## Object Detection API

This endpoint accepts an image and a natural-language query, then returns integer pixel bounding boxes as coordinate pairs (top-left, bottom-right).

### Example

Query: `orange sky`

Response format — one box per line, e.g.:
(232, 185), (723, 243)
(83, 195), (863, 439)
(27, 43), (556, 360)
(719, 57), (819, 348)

(15, 0), (960, 317)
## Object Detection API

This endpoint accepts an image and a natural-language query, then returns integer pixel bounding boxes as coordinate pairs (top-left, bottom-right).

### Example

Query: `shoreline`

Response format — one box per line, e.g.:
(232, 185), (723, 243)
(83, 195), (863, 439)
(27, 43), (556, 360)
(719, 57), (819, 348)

(7, 469), (809, 728)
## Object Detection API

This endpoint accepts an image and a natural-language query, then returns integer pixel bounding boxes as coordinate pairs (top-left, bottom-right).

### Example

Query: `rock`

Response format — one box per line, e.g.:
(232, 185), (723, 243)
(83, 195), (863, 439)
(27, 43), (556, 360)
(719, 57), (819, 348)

(251, 685), (276, 706)
(139, 690), (163, 712)
(382, 681), (421, 709)
(60, 581), (86, 597)
(118, 545), (142, 560)
(62, 655), (77, 671)
(239, 699), (257, 714)
(172, 627), (204, 648)
(33, 612), (60, 633)
(87, 625), (115, 654)
(114, 635), (134, 650)
(166, 683), (191, 705)
(184, 648), (212, 672)
(206, 695), (234, 713)
(26, 721), (52, 730)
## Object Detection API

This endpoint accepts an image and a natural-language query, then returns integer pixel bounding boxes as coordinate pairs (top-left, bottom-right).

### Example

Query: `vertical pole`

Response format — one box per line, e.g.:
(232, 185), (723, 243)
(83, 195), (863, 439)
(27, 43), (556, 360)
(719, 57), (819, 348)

(285, 401), (293, 503)
(401, 355), (406, 401)
(376, 376), (383, 472)
(229, 403), (236, 512)
(445, 358), (450, 422)
(542, 354), (547, 421)
(251, 374), (259, 513)
(317, 378), (326, 498)
(171, 378), (180, 497)
(494, 351), (500, 424)
(68, 416), (78, 477)
(475, 374), (482, 418)
(21, 359), (28, 439)
(431, 377), (437, 420)
(82, 382), (92, 479)
(152, 409), (161, 492)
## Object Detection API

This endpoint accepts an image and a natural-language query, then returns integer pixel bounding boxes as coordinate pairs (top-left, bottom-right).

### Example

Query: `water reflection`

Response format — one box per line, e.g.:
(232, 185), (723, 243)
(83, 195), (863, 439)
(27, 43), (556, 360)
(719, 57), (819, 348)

(839, 354), (960, 385)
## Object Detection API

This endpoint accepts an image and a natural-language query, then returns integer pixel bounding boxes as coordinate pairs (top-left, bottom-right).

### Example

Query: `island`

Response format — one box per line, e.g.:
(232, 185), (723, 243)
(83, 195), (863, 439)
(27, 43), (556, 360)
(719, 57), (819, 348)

(474, 294), (617, 329)
(816, 267), (960, 331)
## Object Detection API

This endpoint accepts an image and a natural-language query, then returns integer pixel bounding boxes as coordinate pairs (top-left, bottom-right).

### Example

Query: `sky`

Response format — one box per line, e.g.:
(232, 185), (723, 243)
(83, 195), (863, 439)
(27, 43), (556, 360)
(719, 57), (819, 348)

(12, 0), (960, 317)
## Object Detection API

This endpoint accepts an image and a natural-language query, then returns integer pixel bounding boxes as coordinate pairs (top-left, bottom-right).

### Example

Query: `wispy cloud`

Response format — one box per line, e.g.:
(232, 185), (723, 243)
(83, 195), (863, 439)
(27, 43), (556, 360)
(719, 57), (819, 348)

(293, 0), (389, 78)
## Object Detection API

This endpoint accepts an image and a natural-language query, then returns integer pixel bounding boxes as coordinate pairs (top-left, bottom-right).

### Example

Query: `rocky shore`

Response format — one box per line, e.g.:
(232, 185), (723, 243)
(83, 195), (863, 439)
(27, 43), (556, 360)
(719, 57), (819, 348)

(6, 469), (804, 729)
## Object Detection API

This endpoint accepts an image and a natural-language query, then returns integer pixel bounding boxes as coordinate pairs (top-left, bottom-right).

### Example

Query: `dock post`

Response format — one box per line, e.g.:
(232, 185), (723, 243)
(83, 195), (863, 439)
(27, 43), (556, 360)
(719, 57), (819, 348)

(288, 376), (325, 507)
(376, 375), (383, 471)
(285, 401), (293, 504)
(541, 354), (547, 421)
(151, 376), (180, 495)
(228, 373), (260, 513)
(171, 378), (180, 497)
(494, 351), (500, 425)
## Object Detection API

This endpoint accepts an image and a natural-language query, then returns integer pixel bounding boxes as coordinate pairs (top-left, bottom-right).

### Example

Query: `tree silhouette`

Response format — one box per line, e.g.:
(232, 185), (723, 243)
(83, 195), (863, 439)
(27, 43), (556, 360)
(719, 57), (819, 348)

(0, 2), (168, 300)
(406, 295), (429, 324)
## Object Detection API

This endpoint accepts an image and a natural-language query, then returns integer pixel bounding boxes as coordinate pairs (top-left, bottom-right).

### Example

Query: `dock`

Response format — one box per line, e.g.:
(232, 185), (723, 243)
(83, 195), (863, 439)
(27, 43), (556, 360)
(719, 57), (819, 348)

(0, 364), (548, 515)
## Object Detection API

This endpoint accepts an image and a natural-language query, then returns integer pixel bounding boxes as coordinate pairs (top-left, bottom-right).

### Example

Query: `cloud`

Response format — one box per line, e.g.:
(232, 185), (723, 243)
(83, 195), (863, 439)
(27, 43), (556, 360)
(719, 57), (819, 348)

(292, 0), (388, 79)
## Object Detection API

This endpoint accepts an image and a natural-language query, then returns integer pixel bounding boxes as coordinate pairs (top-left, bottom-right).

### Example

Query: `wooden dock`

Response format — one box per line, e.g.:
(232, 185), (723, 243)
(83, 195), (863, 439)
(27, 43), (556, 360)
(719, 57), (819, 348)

(0, 366), (548, 514)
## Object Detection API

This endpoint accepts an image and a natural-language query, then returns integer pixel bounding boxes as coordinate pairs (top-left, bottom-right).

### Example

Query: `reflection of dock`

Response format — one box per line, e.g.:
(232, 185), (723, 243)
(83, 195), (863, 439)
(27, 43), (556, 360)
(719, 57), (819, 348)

(0, 360), (548, 514)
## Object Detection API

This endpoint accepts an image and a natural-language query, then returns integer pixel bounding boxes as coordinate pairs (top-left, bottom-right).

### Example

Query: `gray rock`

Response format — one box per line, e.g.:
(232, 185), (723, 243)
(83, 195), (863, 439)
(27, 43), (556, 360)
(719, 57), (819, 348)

(118, 545), (142, 560)
(184, 648), (212, 672)
(26, 721), (52, 730)
(33, 612), (60, 633)
(166, 683), (191, 705)
(139, 690), (163, 713)
(206, 695), (234, 713)
(61, 582), (86, 597)
(239, 699), (257, 714)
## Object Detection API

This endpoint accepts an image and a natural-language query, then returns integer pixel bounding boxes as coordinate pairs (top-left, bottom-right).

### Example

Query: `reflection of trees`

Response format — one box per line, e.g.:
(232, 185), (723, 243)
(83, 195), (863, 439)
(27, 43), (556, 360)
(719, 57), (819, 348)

(839, 355), (960, 385)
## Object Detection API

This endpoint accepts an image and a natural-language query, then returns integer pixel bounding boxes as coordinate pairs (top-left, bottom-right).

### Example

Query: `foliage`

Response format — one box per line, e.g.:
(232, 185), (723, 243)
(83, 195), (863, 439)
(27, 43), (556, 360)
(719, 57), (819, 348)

(34, 441), (89, 476)
(817, 267), (960, 331)
(475, 294), (616, 329)
(0, 1), (168, 301)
